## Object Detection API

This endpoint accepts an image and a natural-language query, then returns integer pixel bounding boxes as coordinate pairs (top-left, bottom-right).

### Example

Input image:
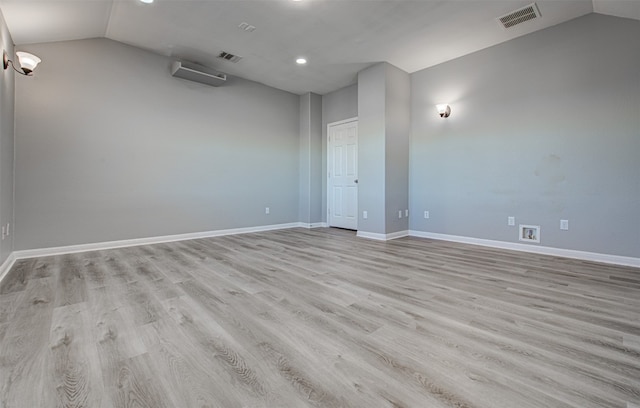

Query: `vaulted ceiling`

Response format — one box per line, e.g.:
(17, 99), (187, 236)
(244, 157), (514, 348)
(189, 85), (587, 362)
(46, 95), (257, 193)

(1, 0), (638, 95)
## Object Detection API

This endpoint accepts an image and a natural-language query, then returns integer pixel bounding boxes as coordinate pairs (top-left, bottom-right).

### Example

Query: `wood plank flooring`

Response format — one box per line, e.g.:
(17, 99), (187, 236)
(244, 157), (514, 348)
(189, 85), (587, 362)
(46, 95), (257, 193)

(1, 227), (639, 408)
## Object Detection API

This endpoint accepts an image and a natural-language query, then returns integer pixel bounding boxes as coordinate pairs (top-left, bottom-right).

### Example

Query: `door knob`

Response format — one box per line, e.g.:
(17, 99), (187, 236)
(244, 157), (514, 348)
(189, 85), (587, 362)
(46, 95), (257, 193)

(354, 179), (358, 184)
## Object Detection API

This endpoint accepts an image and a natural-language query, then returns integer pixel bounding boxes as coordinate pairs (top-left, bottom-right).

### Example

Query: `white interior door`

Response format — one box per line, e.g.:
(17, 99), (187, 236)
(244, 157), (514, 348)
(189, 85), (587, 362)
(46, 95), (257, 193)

(328, 119), (358, 230)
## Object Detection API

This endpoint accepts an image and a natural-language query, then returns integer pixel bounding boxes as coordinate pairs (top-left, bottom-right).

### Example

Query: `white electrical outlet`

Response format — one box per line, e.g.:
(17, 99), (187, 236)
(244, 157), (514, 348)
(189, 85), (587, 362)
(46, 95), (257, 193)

(405, 209), (409, 217)
(560, 219), (569, 230)
(508, 216), (515, 226)
(398, 210), (402, 219)
(363, 210), (368, 219)
(265, 207), (270, 215)
(424, 211), (430, 219)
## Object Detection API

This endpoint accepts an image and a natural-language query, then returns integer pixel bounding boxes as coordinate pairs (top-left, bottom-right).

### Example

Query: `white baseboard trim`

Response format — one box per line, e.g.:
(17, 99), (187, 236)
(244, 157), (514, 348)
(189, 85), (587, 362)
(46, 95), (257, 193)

(357, 230), (409, 241)
(12, 222), (305, 261)
(356, 231), (386, 241)
(3, 224), (635, 286)
(409, 230), (640, 268)
(299, 222), (328, 229)
(0, 252), (17, 284)
(387, 230), (410, 240)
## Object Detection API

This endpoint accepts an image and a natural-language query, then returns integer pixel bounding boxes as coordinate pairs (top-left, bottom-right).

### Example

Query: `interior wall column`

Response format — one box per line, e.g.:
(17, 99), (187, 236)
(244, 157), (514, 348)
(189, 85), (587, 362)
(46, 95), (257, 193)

(298, 92), (323, 226)
(357, 62), (410, 238)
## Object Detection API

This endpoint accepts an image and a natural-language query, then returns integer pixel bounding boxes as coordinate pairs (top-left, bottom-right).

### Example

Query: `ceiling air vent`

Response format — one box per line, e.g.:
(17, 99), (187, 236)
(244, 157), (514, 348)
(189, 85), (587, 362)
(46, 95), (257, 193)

(498, 3), (541, 29)
(217, 51), (243, 63)
(238, 22), (256, 32)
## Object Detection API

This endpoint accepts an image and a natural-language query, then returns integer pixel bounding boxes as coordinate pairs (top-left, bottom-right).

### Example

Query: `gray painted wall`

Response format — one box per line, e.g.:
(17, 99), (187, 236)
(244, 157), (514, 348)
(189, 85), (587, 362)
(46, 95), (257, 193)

(409, 13), (640, 257)
(321, 84), (357, 222)
(8, 13), (638, 260)
(384, 65), (410, 234)
(299, 94), (311, 224)
(357, 64), (387, 234)
(15, 38), (300, 250)
(323, 84), (358, 125)
(309, 93), (323, 224)
(0, 10), (14, 264)
(357, 63), (411, 236)
(298, 92), (322, 224)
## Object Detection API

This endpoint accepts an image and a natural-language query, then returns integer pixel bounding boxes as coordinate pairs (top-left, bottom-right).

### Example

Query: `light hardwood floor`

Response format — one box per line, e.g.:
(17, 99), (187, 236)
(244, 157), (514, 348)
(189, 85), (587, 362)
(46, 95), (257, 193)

(1, 227), (639, 408)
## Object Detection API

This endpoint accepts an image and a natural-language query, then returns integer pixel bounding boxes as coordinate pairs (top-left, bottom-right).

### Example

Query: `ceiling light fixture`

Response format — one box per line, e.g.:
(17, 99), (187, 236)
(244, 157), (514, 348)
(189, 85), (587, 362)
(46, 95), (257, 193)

(436, 104), (451, 118)
(296, 58), (307, 65)
(3, 50), (42, 76)
(139, 0), (154, 4)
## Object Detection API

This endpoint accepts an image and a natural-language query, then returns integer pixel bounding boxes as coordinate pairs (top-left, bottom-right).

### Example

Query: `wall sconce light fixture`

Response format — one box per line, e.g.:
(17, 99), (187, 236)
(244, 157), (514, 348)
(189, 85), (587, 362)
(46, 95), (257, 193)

(436, 104), (451, 118)
(3, 50), (42, 76)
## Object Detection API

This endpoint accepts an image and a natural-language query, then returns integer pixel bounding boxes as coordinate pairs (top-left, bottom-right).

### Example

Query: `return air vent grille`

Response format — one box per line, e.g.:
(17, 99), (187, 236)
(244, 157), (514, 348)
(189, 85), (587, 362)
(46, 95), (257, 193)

(238, 22), (256, 32)
(217, 51), (243, 63)
(498, 3), (541, 29)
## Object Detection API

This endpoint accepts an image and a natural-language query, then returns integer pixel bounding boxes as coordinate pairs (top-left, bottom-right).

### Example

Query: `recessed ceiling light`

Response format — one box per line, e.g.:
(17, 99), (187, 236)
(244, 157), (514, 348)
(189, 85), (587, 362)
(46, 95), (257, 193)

(140, 0), (154, 4)
(296, 58), (307, 65)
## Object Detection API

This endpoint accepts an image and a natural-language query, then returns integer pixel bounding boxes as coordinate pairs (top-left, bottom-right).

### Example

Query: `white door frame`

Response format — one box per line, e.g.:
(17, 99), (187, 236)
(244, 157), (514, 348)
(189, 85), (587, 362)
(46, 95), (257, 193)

(327, 117), (358, 229)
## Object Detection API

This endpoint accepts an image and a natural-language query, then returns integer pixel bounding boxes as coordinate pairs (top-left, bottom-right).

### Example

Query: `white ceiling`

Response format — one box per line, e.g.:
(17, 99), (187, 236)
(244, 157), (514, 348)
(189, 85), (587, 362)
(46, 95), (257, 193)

(1, 0), (638, 95)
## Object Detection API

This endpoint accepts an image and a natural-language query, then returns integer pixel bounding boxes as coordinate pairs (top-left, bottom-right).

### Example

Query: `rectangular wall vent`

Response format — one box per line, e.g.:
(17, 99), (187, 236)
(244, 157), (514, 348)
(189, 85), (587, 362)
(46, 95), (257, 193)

(217, 51), (243, 63)
(498, 3), (541, 29)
